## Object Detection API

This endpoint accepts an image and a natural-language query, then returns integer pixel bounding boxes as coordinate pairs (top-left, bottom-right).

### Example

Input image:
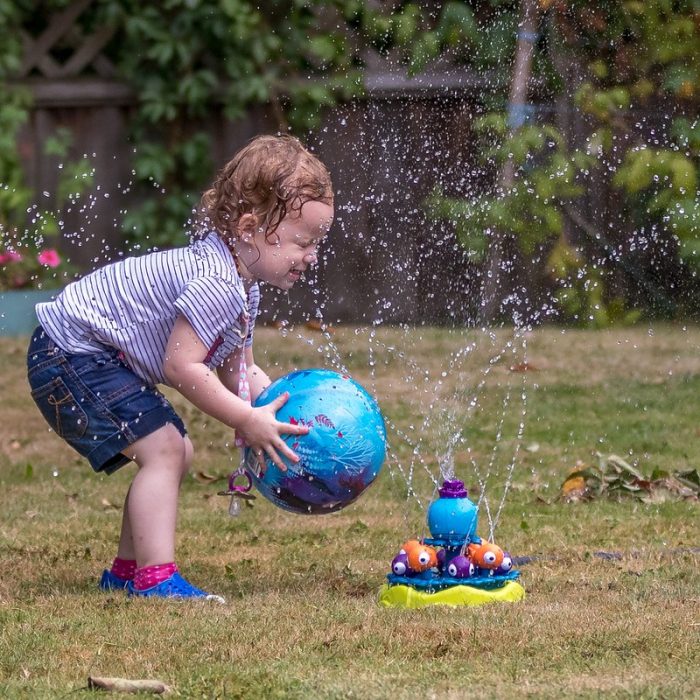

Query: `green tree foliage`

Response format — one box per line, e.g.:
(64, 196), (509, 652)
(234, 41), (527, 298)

(0, 77), (93, 251)
(100, 0), (368, 249)
(426, 116), (595, 259)
(421, 0), (699, 324)
(2, 0), (697, 322)
(0, 0), (369, 252)
(568, 1), (699, 265)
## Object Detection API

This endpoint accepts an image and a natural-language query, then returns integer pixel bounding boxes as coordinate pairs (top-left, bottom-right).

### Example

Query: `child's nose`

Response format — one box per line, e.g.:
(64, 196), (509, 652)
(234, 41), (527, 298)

(303, 250), (318, 265)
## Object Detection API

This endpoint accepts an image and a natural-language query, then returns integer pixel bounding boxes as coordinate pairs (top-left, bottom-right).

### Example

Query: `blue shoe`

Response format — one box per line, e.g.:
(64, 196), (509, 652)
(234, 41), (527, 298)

(127, 572), (225, 603)
(99, 569), (130, 591)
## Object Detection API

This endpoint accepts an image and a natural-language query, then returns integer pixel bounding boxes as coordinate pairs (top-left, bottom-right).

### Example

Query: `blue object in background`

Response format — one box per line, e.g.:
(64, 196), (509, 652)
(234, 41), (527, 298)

(245, 369), (386, 514)
(0, 289), (57, 336)
(426, 479), (478, 542)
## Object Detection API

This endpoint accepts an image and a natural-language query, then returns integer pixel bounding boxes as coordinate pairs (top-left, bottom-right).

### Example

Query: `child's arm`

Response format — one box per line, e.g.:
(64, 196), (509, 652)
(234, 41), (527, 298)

(245, 346), (272, 402)
(216, 346), (270, 402)
(163, 315), (307, 469)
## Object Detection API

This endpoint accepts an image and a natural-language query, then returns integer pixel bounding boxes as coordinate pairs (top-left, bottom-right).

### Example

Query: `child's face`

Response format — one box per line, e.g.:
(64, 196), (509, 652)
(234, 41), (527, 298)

(239, 200), (334, 290)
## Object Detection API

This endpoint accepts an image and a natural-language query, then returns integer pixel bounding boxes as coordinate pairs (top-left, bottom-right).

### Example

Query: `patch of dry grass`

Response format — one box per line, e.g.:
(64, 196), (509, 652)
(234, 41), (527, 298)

(1, 326), (699, 698)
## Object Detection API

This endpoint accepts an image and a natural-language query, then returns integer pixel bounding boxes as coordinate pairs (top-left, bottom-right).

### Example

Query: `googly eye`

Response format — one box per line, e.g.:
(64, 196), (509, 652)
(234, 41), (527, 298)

(392, 561), (407, 575)
(447, 563), (457, 577)
(484, 551), (497, 565)
(501, 556), (513, 571)
(418, 551), (431, 566)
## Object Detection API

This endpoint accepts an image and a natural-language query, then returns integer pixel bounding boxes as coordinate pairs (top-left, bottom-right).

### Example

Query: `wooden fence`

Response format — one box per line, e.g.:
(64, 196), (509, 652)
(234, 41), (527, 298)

(12, 0), (502, 325)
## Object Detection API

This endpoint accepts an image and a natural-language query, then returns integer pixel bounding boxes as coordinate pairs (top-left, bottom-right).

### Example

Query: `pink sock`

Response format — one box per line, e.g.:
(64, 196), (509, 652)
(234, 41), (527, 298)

(110, 557), (137, 581)
(133, 562), (178, 591)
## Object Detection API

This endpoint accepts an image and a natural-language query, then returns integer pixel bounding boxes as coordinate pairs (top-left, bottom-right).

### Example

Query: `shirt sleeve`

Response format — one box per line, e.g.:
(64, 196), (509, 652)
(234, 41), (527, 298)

(174, 276), (248, 349)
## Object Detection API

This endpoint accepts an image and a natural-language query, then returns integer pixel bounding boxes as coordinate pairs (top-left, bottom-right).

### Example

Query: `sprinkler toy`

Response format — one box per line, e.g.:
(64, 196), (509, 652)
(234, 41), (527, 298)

(379, 478), (525, 607)
(232, 369), (386, 515)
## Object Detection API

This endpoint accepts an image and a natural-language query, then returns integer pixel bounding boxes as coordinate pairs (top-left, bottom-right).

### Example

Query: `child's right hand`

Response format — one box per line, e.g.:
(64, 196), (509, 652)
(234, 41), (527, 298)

(237, 392), (309, 472)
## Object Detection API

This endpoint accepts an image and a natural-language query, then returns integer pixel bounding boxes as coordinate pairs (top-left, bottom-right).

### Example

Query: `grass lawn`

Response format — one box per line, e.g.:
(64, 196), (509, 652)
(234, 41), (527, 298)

(1, 324), (698, 699)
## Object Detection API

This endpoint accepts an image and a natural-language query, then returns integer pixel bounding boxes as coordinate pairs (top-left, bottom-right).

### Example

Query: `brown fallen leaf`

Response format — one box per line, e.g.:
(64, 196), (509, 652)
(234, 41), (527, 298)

(509, 362), (539, 372)
(88, 676), (171, 694)
(305, 319), (334, 334)
(649, 476), (698, 501)
(100, 498), (120, 510)
(193, 470), (220, 484)
(560, 461), (590, 502)
(561, 475), (587, 501)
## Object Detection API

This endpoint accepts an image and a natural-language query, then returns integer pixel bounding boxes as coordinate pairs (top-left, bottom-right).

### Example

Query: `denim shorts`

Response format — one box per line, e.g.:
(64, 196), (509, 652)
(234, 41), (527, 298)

(26, 326), (186, 474)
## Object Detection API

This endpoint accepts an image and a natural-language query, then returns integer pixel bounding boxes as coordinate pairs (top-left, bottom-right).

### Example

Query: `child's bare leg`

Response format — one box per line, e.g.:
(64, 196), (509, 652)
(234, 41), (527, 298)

(115, 485), (135, 561)
(119, 425), (193, 567)
(115, 434), (193, 562)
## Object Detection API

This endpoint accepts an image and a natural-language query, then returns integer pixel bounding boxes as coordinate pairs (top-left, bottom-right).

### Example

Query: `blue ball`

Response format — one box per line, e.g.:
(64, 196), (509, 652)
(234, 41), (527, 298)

(245, 369), (386, 514)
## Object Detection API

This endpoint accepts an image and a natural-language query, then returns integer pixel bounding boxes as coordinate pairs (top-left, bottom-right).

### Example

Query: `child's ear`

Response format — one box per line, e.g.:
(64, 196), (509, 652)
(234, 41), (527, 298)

(236, 213), (259, 242)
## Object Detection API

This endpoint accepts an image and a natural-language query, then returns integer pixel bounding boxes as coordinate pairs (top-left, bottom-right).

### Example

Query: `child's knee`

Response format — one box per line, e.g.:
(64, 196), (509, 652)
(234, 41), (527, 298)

(127, 424), (191, 474)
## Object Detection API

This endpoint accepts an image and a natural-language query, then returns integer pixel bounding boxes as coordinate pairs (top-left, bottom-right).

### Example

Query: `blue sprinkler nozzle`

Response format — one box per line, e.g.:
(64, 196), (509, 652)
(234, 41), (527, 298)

(427, 478), (478, 543)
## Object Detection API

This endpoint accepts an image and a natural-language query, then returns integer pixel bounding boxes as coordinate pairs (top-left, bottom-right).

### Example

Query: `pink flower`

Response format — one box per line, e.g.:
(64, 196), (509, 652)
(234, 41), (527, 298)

(0, 251), (23, 264)
(37, 249), (61, 268)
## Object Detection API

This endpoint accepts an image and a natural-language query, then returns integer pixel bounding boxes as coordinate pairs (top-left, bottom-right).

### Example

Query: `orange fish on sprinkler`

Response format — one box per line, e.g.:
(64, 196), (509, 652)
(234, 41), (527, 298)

(467, 540), (505, 570)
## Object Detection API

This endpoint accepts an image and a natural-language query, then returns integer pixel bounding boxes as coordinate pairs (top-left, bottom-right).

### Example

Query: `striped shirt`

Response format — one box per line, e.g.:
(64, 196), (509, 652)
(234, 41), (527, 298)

(36, 233), (260, 386)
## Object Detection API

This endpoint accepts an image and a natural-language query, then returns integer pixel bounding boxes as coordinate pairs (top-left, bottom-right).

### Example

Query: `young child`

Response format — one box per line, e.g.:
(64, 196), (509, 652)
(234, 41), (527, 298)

(26, 135), (334, 602)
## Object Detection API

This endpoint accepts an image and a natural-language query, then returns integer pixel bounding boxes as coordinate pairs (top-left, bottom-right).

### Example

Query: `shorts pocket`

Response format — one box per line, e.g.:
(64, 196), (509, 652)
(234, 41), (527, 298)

(72, 352), (144, 403)
(30, 377), (89, 440)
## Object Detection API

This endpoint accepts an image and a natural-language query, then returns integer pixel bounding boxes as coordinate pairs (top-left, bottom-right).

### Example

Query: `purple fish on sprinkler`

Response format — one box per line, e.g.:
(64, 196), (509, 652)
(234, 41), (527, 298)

(446, 554), (475, 579)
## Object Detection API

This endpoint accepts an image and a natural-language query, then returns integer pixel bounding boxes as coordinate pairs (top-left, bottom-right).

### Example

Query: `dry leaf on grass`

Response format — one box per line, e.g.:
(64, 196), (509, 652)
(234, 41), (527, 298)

(193, 470), (221, 484)
(88, 676), (170, 694)
(560, 461), (590, 502)
(561, 475), (587, 501)
(638, 476), (699, 503)
(269, 319), (289, 330)
(509, 362), (539, 372)
(305, 319), (334, 334)
(560, 455), (700, 503)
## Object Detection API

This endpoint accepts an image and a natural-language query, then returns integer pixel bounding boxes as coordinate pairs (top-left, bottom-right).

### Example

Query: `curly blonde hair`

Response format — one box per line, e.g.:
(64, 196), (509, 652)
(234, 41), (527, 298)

(198, 134), (333, 243)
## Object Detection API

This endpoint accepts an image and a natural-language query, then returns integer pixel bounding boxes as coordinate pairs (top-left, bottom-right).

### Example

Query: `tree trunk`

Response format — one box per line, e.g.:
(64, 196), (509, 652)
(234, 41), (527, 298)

(481, 0), (540, 324)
